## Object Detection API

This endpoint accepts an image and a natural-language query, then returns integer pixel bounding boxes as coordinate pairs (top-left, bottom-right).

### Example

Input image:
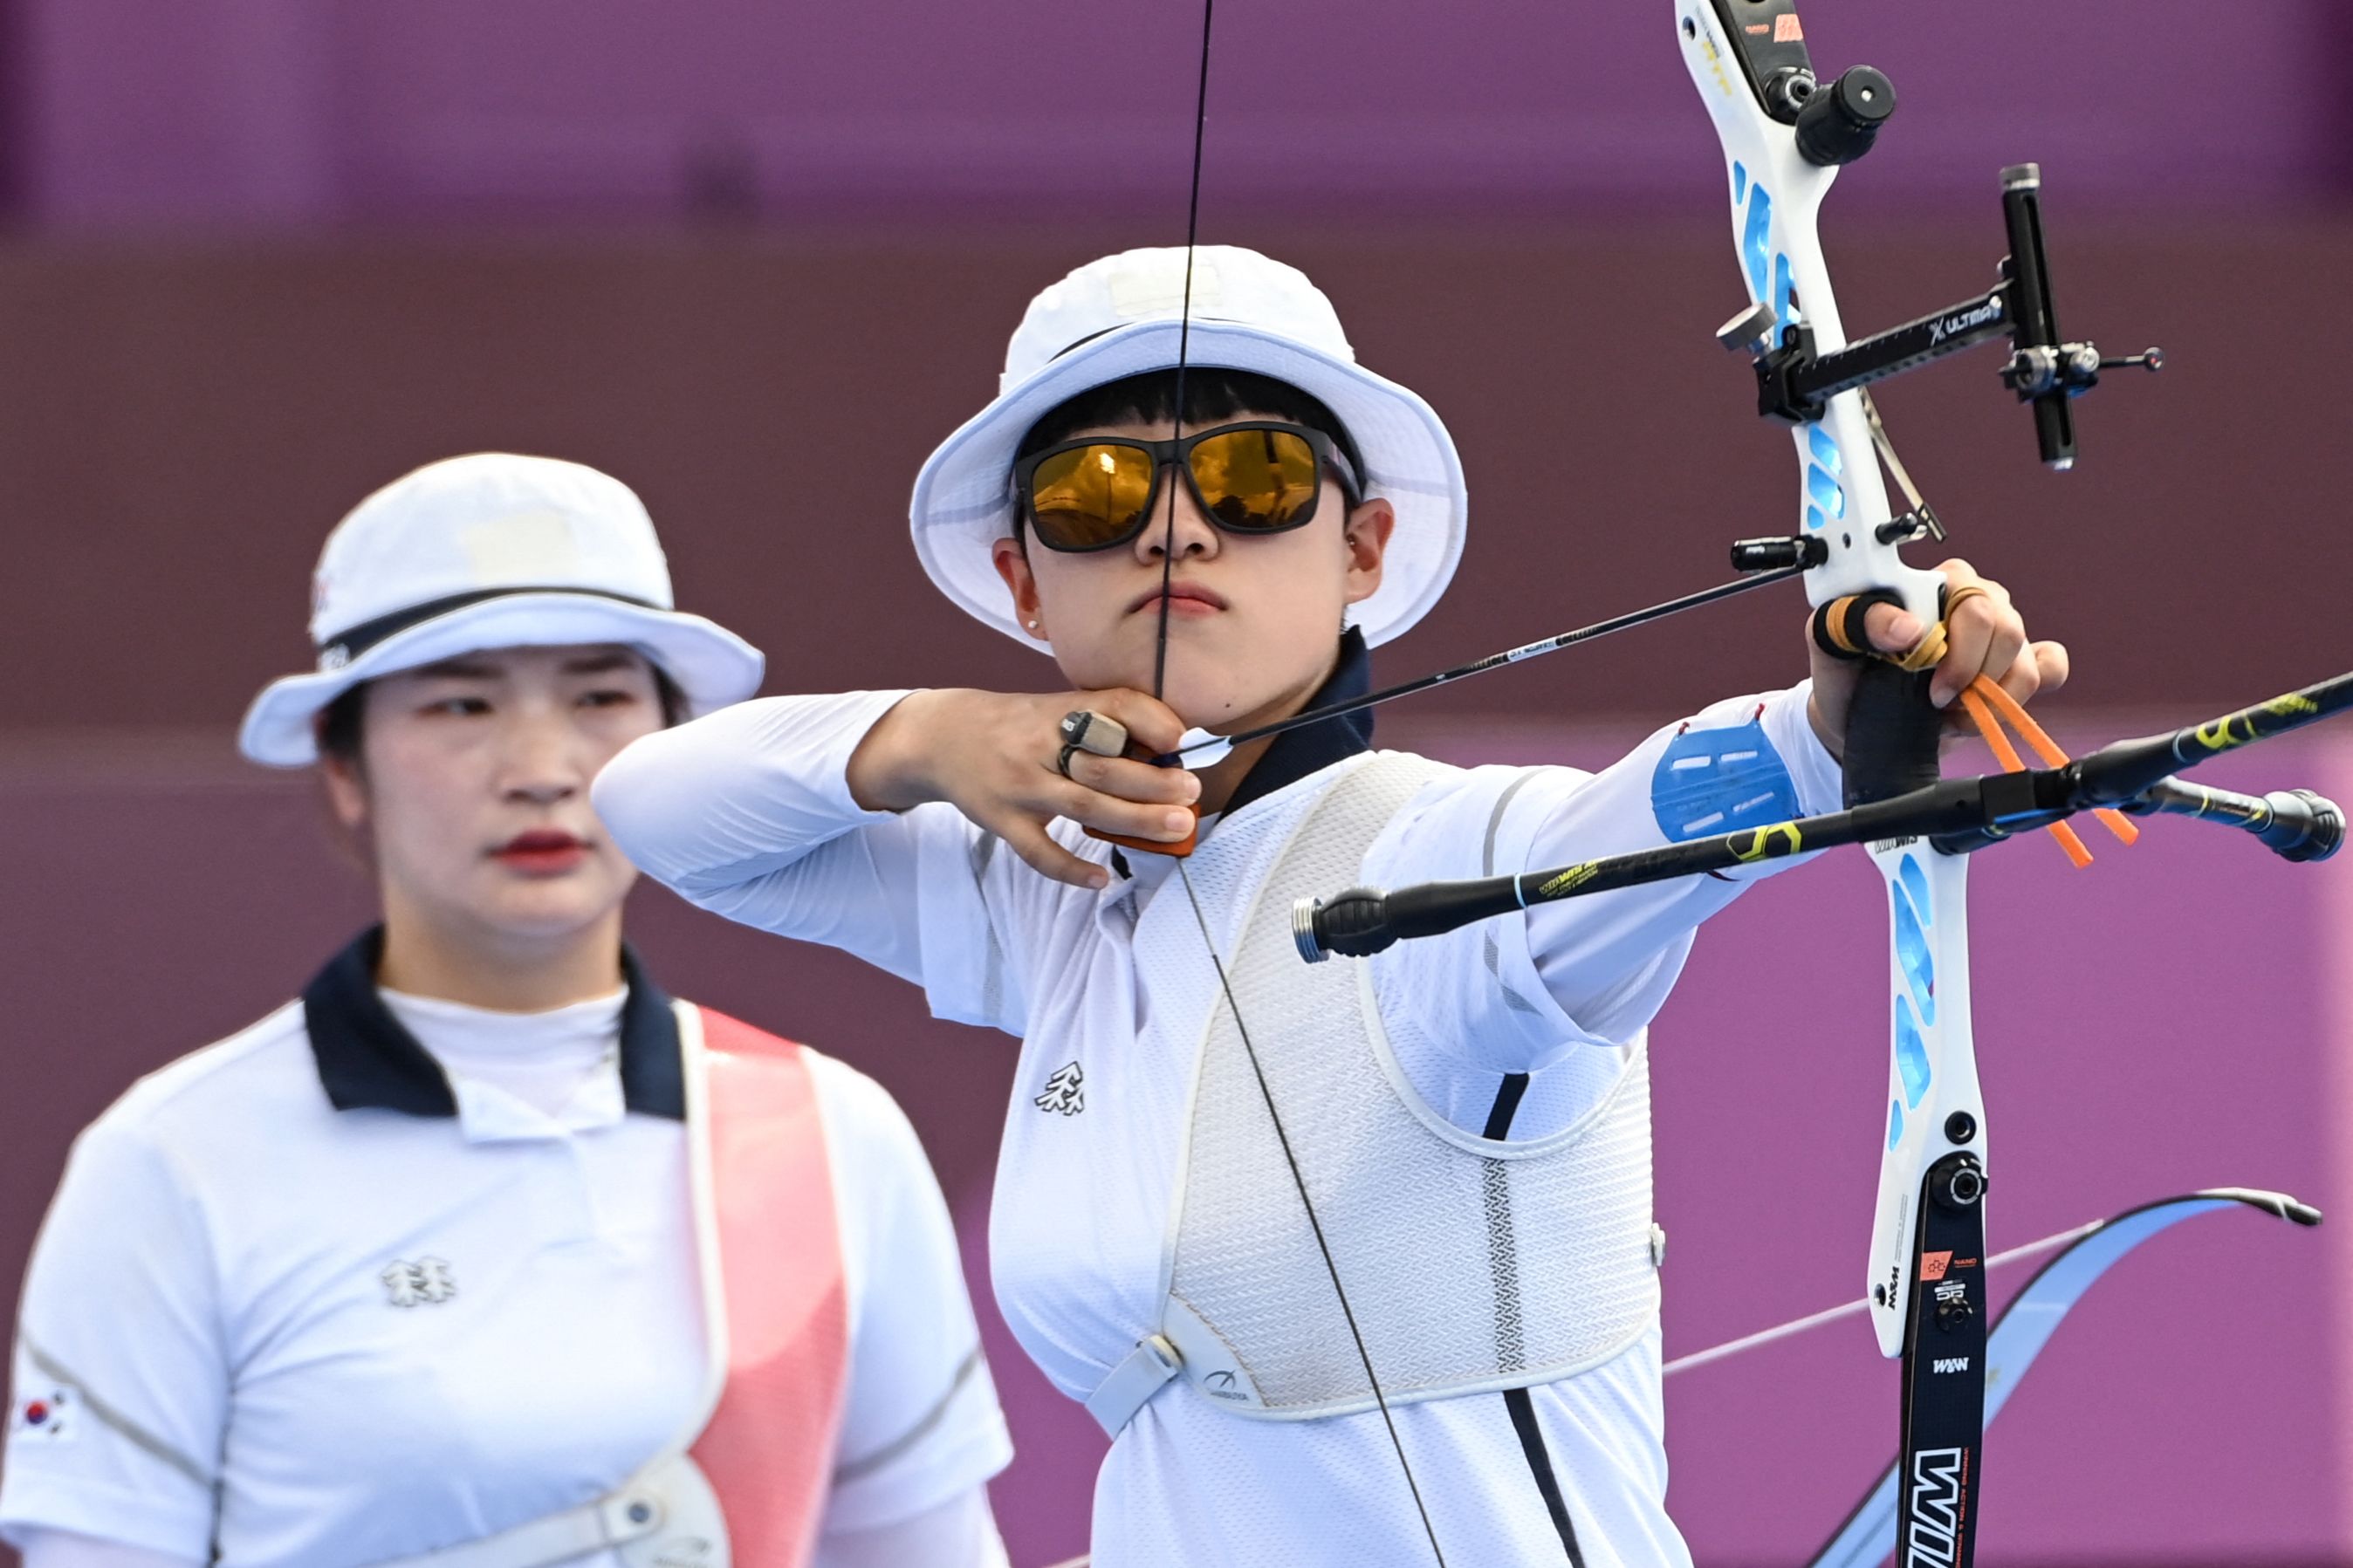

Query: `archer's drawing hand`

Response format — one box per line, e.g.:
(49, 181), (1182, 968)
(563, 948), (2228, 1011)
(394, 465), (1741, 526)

(1807, 559), (2070, 757)
(847, 688), (1199, 889)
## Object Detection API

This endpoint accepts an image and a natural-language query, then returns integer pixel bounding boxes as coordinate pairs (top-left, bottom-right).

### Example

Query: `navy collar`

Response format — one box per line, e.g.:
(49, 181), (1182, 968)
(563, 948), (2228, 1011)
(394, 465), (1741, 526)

(300, 927), (686, 1120)
(1218, 626), (1376, 822)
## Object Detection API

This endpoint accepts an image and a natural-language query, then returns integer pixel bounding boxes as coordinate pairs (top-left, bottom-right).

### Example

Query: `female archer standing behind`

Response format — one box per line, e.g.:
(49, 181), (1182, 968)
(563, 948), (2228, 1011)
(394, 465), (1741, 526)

(2, 455), (1012, 1568)
(593, 250), (2064, 1565)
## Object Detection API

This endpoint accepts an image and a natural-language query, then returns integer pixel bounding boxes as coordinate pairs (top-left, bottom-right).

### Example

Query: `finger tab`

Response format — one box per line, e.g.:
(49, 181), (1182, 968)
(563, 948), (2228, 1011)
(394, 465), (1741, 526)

(1086, 807), (1201, 859)
(1060, 709), (1131, 758)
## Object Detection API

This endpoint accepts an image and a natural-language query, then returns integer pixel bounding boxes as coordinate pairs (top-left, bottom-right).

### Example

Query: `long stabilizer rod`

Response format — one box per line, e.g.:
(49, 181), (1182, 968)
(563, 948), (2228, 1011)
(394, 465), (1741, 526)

(1293, 668), (2352, 962)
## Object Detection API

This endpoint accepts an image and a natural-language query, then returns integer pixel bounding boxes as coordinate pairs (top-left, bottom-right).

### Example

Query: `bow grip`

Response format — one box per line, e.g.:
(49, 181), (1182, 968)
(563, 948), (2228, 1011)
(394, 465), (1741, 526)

(1813, 591), (1944, 806)
(1842, 661), (1942, 807)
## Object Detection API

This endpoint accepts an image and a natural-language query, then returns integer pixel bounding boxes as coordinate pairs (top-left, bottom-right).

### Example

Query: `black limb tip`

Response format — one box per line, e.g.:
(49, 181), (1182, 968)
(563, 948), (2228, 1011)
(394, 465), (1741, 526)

(1794, 65), (1897, 167)
(1293, 887), (1393, 962)
(2259, 790), (2344, 862)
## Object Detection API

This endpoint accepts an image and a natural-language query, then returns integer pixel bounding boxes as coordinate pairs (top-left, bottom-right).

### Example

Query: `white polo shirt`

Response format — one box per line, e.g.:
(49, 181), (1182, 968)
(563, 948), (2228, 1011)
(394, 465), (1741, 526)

(0, 935), (1012, 1566)
(592, 633), (1843, 1568)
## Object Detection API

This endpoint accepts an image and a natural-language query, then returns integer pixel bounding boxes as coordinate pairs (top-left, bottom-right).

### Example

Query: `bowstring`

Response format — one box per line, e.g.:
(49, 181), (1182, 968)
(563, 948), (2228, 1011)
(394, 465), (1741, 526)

(1168, 872), (1451, 1559)
(1155, 2), (1448, 1559)
(1150, 0), (1211, 705)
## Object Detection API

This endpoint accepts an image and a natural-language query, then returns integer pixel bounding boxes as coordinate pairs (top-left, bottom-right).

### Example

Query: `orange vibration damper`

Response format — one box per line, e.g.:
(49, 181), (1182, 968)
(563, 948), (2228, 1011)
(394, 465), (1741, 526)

(1958, 674), (2139, 867)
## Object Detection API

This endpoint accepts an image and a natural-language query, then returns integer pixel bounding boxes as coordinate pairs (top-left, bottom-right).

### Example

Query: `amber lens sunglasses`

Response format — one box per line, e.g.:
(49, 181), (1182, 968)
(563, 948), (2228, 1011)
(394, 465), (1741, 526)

(1013, 421), (1362, 552)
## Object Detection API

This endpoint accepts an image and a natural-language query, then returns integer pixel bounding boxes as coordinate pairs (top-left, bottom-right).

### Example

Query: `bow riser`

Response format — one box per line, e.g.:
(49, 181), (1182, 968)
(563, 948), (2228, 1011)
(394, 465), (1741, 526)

(1677, 0), (1979, 1365)
(1679, 3), (2000, 1555)
(1675, 1), (1935, 613)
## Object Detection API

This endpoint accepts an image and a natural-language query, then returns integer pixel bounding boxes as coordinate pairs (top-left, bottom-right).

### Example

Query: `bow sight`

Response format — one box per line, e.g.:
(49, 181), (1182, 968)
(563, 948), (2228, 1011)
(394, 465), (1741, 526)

(1705, 0), (2163, 473)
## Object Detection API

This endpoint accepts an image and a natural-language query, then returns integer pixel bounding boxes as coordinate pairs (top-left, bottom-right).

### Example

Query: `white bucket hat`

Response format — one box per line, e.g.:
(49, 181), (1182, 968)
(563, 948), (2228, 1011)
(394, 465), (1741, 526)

(238, 453), (765, 767)
(909, 245), (1467, 649)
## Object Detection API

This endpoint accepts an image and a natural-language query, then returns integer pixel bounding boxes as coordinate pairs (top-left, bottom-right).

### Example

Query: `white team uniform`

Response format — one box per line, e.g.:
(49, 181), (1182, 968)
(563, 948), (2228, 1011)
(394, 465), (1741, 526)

(591, 648), (1844, 1568)
(0, 938), (1012, 1567)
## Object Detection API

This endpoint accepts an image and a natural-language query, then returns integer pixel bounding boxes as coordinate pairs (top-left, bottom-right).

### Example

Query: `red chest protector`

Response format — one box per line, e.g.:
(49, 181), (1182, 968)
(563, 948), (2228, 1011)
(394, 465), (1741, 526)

(685, 1005), (854, 1566)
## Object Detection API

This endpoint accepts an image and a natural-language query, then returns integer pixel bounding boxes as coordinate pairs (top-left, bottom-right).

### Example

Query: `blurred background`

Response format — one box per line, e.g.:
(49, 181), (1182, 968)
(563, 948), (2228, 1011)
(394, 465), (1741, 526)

(3, 1), (2350, 1563)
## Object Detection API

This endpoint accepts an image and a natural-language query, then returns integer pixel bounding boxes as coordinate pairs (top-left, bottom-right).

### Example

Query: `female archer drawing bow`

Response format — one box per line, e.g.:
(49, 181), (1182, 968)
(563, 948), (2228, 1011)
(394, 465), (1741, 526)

(1283, 4), (2323, 1563)
(1074, 4), (2322, 1565)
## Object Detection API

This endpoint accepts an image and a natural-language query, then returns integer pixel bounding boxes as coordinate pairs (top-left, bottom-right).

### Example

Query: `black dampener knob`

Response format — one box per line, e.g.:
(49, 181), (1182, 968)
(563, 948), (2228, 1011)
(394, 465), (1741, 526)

(2258, 790), (2344, 863)
(1794, 65), (1897, 168)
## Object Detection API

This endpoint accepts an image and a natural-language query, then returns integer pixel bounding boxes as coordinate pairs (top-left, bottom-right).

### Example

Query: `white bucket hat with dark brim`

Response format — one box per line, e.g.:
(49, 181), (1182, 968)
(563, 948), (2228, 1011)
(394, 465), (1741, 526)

(910, 245), (1467, 649)
(238, 453), (765, 768)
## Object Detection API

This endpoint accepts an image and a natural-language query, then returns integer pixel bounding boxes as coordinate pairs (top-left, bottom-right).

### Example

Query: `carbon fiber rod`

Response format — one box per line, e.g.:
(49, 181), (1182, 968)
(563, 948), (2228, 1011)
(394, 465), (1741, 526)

(1164, 551), (1817, 762)
(1294, 667), (2353, 962)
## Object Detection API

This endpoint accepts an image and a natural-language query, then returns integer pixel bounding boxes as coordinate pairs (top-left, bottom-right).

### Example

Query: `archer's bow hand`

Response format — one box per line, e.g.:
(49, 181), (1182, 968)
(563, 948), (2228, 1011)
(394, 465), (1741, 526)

(1806, 558), (2069, 758)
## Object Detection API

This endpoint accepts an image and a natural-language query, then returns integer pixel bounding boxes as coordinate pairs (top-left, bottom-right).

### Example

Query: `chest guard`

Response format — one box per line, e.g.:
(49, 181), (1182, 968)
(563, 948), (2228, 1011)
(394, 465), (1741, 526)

(371, 1005), (849, 1568)
(1089, 754), (1661, 1434)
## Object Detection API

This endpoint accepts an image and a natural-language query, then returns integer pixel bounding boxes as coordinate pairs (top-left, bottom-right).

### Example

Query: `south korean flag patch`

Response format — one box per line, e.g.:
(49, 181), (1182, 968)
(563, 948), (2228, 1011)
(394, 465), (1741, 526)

(10, 1385), (78, 1445)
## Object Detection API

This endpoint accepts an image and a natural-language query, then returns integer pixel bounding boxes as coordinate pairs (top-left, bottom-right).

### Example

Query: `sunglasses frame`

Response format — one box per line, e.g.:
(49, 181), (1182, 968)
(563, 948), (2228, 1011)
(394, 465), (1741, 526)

(1012, 420), (1364, 554)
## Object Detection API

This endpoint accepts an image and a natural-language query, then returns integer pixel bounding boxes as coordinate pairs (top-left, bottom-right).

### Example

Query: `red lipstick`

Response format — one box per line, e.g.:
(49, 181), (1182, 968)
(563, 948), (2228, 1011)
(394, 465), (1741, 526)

(490, 829), (589, 875)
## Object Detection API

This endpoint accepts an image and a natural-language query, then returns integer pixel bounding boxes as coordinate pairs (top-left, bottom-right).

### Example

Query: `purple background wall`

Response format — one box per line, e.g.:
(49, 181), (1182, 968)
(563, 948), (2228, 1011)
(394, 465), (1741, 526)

(14, 1), (2353, 227)
(3, 1), (2351, 1564)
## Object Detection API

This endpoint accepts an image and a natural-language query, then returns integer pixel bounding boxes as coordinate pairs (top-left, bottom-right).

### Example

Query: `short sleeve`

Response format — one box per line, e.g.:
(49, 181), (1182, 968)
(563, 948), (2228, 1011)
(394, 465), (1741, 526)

(0, 1121), (226, 1557)
(809, 1060), (1012, 1535)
